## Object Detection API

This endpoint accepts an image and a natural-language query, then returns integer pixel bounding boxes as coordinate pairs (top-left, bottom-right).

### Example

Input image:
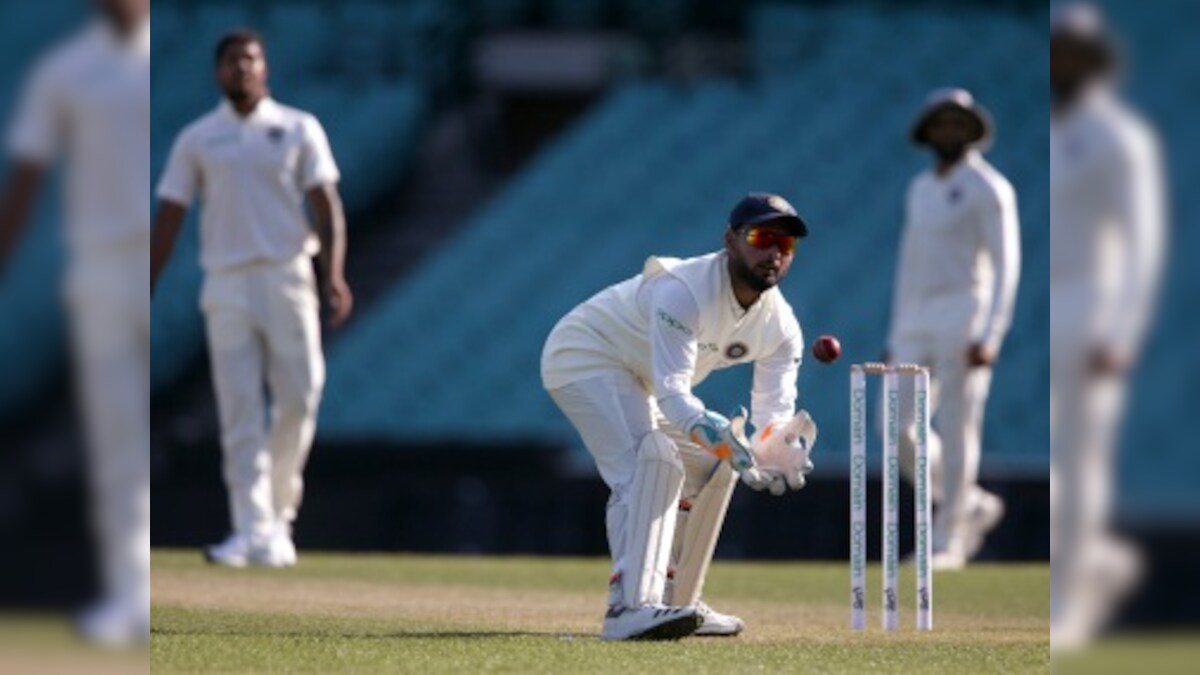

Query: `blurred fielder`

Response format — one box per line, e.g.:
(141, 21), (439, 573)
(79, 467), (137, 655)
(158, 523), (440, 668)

(885, 88), (1020, 570)
(542, 193), (817, 640)
(151, 30), (352, 568)
(1050, 3), (1163, 648)
(0, 0), (149, 644)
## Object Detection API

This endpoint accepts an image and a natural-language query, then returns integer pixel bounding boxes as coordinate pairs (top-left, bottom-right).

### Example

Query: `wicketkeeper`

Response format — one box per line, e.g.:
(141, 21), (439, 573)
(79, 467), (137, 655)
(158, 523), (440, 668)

(541, 193), (817, 640)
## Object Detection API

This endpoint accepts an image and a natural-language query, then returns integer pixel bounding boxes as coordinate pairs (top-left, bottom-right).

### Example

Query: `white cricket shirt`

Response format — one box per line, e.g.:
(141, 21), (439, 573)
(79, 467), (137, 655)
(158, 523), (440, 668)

(542, 251), (804, 432)
(7, 18), (150, 253)
(156, 97), (340, 272)
(1050, 88), (1163, 353)
(888, 150), (1020, 352)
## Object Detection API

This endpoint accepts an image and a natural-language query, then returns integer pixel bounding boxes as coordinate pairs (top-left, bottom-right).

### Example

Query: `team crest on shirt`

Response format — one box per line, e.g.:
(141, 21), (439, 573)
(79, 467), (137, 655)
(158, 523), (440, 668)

(947, 186), (963, 204)
(267, 126), (286, 143)
(725, 342), (748, 359)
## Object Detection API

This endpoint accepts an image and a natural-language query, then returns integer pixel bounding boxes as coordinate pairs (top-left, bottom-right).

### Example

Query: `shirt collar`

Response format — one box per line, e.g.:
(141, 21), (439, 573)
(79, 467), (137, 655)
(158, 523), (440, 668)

(219, 96), (278, 123)
(1054, 83), (1114, 127)
(91, 15), (150, 55)
(933, 149), (981, 183)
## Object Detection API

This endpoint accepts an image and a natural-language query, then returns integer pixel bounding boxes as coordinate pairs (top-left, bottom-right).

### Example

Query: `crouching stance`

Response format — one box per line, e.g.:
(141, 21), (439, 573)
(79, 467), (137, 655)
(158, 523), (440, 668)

(542, 194), (819, 640)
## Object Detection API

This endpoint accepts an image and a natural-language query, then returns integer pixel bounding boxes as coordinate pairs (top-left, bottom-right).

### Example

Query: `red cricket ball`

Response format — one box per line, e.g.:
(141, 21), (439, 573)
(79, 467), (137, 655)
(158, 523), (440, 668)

(812, 335), (842, 364)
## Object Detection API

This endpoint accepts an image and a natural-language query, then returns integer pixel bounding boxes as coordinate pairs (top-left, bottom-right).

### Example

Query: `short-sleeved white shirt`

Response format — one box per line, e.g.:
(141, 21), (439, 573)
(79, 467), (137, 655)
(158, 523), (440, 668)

(156, 98), (340, 272)
(7, 18), (151, 252)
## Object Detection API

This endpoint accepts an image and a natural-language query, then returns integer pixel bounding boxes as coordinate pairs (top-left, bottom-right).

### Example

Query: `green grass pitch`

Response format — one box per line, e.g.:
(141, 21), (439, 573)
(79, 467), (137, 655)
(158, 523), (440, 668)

(151, 550), (1048, 673)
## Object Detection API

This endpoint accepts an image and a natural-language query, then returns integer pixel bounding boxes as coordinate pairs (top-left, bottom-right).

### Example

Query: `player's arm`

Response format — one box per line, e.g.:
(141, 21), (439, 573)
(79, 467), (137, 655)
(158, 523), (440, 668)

(648, 277), (754, 472)
(1100, 128), (1164, 373)
(746, 332), (817, 494)
(299, 114), (351, 328)
(971, 181), (1021, 367)
(152, 127), (201, 295)
(750, 331), (803, 432)
(150, 200), (187, 294)
(306, 183), (352, 328)
(648, 277), (703, 427)
(0, 160), (45, 273)
(1, 56), (59, 275)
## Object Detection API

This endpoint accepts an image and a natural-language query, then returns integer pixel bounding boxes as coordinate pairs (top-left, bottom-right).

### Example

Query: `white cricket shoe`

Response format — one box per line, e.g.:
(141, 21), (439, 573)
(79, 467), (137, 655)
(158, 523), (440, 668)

(601, 604), (701, 641)
(961, 488), (1006, 561)
(204, 532), (292, 568)
(693, 601), (744, 636)
(76, 598), (149, 646)
(204, 532), (251, 567)
(1051, 614), (1093, 653)
(931, 547), (968, 571)
(274, 522), (298, 567)
(1052, 536), (1143, 651)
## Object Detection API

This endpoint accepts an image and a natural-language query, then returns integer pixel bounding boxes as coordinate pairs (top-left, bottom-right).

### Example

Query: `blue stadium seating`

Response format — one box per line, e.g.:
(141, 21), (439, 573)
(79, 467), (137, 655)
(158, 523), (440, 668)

(320, 3), (1050, 485)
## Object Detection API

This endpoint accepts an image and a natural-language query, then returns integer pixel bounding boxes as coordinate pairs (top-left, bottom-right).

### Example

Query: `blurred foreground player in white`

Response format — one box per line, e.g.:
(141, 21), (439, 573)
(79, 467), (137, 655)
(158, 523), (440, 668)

(542, 194), (818, 640)
(152, 30), (352, 568)
(0, 0), (149, 644)
(1050, 3), (1163, 649)
(886, 88), (1020, 570)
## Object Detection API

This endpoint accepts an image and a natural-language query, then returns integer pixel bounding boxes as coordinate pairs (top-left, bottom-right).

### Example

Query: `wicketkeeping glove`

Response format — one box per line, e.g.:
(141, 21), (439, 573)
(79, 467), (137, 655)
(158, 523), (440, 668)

(728, 411), (775, 491)
(687, 408), (757, 473)
(745, 410), (819, 495)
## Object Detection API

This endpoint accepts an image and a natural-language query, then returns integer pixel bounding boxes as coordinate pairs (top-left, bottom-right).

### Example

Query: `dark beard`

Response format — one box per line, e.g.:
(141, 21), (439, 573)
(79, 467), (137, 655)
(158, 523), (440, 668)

(730, 254), (774, 293)
(933, 145), (967, 165)
(1051, 82), (1079, 109)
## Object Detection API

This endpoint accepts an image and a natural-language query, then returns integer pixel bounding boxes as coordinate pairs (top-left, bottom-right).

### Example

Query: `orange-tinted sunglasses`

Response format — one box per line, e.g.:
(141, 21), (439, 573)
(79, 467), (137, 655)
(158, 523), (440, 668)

(744, 227), (797, 256)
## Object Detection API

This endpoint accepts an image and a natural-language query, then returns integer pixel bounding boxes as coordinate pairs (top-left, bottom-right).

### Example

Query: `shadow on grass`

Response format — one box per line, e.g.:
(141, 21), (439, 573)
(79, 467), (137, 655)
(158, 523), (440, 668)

(152, 627), (591, 641)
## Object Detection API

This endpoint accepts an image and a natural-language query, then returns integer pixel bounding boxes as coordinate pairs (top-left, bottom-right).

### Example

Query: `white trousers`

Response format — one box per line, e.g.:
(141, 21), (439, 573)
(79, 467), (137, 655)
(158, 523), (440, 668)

(884, 333), (992, 552)
(65, 239), (151, 616)
(549, 371), (730, 581)
(201, 255), (324, 540)
(1049, 340), (1125, 622)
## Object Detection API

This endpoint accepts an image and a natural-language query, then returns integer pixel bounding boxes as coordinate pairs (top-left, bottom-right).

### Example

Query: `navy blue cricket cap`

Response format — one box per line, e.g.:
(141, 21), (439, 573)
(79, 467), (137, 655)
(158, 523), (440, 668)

(728, 192), (808, 237)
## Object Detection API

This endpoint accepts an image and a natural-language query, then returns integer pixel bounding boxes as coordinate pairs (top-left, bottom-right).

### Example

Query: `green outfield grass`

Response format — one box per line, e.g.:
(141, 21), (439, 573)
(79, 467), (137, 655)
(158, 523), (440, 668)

(151, 550), (1048, 673)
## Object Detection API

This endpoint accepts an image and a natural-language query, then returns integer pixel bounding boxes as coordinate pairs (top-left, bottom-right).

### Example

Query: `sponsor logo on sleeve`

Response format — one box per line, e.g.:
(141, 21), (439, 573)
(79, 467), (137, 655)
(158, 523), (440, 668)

(656, 309), (693, 336)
